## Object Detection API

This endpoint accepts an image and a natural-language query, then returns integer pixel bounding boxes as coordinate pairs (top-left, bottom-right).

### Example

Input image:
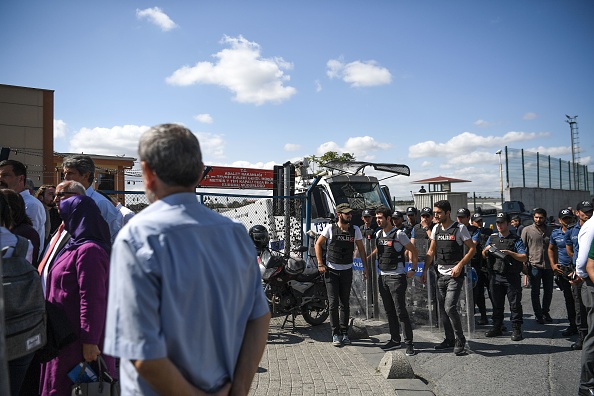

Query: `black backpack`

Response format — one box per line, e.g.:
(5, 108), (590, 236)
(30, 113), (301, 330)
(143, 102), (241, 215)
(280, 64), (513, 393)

(2, 235), (47, 360)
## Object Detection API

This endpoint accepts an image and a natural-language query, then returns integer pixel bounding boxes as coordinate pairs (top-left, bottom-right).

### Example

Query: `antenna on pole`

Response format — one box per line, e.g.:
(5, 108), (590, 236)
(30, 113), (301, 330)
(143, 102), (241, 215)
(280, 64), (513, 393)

(565, 115), (580, 189)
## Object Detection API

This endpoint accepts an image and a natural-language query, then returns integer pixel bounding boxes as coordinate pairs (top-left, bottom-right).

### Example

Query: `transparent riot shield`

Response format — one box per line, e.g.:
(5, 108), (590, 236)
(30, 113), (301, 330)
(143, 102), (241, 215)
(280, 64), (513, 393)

(350, 237), (376, 319)
(405, 262), (439, 328)
(461, 265), (476, 338)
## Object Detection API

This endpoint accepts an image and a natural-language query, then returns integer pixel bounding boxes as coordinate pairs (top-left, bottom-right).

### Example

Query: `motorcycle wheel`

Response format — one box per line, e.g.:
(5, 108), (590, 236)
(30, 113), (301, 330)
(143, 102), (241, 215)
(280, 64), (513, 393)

(301, 301), (329, 326)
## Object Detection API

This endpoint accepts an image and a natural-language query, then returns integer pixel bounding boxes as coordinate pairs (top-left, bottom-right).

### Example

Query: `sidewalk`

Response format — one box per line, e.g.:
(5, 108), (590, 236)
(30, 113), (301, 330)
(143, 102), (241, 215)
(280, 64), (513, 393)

(249, 315), (433, 395)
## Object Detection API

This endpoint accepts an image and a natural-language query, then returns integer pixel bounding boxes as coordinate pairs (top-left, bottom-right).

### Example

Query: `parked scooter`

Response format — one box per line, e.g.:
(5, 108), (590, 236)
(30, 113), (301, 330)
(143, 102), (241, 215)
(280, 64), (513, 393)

(249, 225), (329, 331)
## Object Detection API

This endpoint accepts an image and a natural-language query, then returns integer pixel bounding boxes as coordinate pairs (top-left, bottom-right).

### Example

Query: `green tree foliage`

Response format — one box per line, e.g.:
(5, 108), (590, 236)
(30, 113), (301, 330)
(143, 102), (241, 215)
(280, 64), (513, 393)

(306, 151), (356, 174)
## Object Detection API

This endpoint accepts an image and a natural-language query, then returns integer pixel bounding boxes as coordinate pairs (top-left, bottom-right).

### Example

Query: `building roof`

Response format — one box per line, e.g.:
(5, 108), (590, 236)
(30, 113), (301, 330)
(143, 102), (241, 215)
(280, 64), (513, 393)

(413, 175), (471, 184)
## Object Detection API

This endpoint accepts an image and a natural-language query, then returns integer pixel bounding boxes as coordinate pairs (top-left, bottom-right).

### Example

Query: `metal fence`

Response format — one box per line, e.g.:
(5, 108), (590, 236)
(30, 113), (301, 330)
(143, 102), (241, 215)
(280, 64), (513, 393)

(506, 147), (594, 194)
(117, 191), (305, 251)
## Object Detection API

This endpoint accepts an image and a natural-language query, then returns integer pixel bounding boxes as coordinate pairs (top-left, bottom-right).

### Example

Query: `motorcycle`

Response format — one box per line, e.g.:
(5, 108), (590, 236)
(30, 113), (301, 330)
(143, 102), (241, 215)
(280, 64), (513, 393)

(257, 245), (329, 332)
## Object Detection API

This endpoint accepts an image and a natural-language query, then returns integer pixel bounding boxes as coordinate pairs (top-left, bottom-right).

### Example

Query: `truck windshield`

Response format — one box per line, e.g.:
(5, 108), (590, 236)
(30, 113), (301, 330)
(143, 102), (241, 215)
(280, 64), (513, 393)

(329, 181), (389, 210)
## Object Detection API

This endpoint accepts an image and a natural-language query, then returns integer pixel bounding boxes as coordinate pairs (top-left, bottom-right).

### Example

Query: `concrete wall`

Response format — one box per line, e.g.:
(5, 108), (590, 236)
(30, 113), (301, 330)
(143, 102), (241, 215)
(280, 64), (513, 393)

(509, 187), (592, 217)
(0, 84), (54, 185)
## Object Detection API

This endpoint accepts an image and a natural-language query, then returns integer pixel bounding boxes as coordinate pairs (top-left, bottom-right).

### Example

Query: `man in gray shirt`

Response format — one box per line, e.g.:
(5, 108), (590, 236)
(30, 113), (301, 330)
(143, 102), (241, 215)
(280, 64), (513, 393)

(521, 208), (553, 324)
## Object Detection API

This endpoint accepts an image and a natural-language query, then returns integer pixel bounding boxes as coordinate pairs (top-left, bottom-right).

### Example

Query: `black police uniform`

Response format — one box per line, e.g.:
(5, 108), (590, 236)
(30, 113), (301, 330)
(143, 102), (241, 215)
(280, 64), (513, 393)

(486, 232), (524, 337)
(473, 226), (493, 323)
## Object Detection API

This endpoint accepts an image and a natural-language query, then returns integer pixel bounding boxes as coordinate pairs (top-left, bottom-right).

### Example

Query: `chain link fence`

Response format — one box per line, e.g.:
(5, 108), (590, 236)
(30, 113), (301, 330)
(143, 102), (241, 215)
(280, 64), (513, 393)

(506, 147), (593, 194)
(116, 191), (305, 251)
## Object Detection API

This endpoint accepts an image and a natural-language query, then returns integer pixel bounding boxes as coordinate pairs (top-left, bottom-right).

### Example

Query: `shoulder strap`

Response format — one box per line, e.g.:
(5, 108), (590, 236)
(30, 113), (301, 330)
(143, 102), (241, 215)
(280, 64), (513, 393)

(1, 235), (28, 259)
(13, 236), (29, 258)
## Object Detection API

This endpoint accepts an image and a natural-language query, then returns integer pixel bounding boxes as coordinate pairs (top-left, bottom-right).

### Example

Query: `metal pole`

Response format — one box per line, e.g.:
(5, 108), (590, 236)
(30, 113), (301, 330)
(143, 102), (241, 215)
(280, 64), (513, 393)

(496, 150), (503, 206)
(283, 162), (291, 256)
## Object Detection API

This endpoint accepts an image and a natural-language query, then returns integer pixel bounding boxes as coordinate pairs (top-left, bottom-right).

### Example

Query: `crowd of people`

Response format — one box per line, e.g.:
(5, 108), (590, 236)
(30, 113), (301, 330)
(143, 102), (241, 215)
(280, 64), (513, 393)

(314, 197), (594, 394)
(1, 124), (271, 395)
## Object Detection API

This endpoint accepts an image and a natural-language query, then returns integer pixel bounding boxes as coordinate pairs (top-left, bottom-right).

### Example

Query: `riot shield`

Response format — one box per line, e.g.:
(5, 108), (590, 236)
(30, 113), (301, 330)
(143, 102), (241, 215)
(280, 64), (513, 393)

(350, 237), (376, 319)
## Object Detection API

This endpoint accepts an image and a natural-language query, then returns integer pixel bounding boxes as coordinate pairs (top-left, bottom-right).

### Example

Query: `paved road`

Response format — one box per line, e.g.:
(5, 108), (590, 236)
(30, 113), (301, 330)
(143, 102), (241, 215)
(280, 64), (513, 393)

(250, 286), (583, 396)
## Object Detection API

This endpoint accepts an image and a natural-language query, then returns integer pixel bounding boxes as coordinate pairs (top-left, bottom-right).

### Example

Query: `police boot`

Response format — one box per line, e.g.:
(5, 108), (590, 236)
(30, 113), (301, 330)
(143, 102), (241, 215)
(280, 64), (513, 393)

(511, 323), (523, 341)
(571, 330), (586, 350)
(485, 322), (503, 337)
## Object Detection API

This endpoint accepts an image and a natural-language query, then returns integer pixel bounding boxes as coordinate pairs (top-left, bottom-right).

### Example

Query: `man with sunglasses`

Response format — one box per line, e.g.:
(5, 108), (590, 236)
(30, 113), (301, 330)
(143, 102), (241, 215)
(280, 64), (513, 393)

(316, 203), (369, 347)
(483, 213), (527, 341)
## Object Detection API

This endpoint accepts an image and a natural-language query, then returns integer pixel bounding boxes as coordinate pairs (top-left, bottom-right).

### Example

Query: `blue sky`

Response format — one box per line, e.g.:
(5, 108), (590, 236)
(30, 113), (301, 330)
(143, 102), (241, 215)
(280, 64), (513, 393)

(1, 1), (593, 198)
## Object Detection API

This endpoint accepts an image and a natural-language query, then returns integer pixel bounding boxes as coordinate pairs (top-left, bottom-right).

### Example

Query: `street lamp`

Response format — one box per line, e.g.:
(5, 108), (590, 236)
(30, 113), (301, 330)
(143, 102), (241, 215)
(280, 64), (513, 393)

(495, 149), (503, 206)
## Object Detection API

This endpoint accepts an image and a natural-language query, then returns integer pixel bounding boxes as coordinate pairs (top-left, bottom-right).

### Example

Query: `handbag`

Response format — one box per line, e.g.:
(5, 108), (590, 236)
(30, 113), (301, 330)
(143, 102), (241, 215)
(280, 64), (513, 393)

(71, 356), (120, 396)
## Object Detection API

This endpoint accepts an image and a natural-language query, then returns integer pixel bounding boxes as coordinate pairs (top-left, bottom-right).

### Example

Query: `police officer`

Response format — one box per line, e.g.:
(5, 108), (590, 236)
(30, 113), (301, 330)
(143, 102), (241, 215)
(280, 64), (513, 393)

(374, 206), (419, 356)
(566, 200), (593, 350)
(422, 200), (476, 355)
(315, 203), (369, 347)
(548, 208), (578, 337)
(483, 213), (527, 341)
(406, 206), (419, 228)
(393, 210), (412, 239)
(411, 207), (438, 326)
(360, 209), (377, 241)
(472, 213), (493, 325)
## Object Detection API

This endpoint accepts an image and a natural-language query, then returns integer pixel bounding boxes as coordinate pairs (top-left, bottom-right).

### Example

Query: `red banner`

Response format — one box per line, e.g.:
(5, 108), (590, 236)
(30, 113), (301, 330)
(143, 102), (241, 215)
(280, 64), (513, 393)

(199, 166), (274, 190)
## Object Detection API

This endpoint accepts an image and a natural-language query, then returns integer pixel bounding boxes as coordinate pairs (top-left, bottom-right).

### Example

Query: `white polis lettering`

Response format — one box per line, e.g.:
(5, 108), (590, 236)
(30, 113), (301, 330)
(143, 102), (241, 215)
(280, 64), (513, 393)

(377, 240), (393, 246)
(335, 235), (354, 242)
(436, 234), (456, 241)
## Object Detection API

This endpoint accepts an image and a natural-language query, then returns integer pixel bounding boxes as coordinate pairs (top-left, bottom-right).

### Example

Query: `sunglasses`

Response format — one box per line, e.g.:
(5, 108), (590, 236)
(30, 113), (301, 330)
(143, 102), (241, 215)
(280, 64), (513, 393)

(55, 191), (78, 198)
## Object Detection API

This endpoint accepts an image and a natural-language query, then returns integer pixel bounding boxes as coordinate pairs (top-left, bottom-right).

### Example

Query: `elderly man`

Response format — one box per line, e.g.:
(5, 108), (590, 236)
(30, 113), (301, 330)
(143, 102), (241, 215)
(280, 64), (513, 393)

(104, 124), (270, 395)
(61, 154), (123, 242)
(0, 159), (46, 253)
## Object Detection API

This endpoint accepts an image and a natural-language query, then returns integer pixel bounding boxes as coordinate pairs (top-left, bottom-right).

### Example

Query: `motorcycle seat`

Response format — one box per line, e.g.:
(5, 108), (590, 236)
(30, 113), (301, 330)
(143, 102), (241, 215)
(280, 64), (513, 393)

(295, 272), (320, 282)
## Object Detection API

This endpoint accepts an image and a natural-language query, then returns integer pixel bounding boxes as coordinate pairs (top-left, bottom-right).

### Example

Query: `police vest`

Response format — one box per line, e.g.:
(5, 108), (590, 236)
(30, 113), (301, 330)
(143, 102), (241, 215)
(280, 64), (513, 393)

(413, 223), (432, 258)
(327, 224), (356, 264)
(376, 228), (406, 271)
(472, 227), (491, 268)
(489, 233), (522, 275)
(435, 222), (463, 266)
(361, 226), (376, 240)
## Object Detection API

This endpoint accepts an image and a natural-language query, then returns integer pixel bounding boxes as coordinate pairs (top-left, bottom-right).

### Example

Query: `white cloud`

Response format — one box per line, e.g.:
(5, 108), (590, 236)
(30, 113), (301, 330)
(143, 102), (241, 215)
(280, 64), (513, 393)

(69, 125), (150, 157)
(525, 146), (572, 156)
(421, 161), (432, 167)
(194, 114), (214, 124)
(326, 58), (392, 87)
(68, 125), (226, 161)
(136, 7), (178, 31)
(408, 131), (549, 159)
(166, 35), (296, 105)
(474, 119), (492, 127)
(284, 143), (301, 152)
(523, 112), (538, 120)
(196, 132), (225, 159)
(316, 136), (391, 161)
(315, 80), (322, 92)
(227, 160), (278, 169)
(54, 119), (66, 138)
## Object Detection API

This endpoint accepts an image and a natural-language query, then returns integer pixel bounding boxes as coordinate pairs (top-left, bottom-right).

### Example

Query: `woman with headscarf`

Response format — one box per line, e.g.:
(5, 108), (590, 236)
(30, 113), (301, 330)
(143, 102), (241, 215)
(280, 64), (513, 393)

(40, 195), (116, 396)
(0, 188), (40, 266)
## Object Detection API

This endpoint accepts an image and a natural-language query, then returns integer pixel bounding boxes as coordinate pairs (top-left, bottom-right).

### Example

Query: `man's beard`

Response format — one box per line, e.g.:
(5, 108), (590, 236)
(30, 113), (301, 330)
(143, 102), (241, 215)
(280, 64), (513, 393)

(0, 181), (7, 188)
(339, 215), (350, 224)
(145, 188), (157, 204)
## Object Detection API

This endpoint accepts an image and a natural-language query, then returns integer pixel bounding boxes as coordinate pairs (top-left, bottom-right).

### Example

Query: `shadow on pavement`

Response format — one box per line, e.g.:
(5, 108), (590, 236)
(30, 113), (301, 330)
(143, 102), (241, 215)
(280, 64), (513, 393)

(468, 339), (570, 356)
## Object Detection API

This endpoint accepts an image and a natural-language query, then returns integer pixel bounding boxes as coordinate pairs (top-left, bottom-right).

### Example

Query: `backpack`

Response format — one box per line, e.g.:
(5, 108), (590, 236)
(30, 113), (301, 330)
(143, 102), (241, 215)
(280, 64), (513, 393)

(2, 235), (47, 360)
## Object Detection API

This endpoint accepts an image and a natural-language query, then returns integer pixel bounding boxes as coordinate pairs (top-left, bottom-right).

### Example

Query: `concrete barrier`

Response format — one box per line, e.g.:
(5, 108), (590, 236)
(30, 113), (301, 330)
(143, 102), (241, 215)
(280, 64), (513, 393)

(378, 351), (415, 379)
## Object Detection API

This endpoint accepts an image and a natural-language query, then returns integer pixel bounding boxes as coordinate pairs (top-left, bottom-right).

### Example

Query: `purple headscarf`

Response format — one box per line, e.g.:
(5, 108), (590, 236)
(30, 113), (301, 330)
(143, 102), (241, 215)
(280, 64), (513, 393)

(58, 195), (111, 256)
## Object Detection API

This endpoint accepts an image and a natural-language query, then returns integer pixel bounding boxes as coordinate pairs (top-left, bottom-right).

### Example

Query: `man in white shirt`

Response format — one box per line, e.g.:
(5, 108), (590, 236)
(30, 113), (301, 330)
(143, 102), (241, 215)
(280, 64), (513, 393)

(0, 159), (46, 254)
(61, 155), (123, 243)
